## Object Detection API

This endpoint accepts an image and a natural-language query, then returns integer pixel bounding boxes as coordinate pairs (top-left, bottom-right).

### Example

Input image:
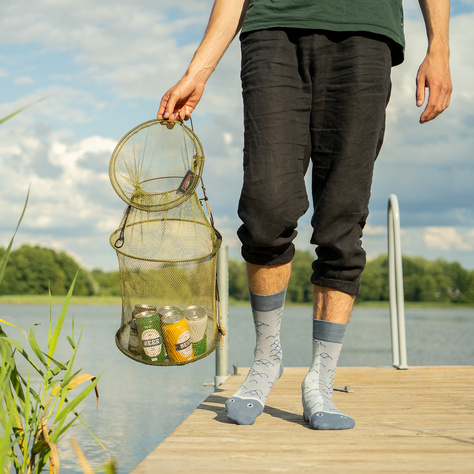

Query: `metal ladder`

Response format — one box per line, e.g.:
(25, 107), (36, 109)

(388, 194), (408, 369)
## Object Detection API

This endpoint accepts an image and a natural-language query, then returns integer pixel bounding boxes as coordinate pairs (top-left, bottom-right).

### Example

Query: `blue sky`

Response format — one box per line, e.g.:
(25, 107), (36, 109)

(1, 0), (474, 271)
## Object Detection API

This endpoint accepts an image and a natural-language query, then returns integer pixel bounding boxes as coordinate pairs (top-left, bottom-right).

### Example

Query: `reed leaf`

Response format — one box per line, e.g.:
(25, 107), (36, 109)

(48, 273), (77, 359)
(27, 326), (48, 367)
(70, 439), (94, 474)
(0, 318), (22, 330)
(54, 374), (100, 424)
(0, 188), (29, 285)
(67, 335), (77, 349)
(0, 98), (47, 126)
(0, 187), (106, 471)
(0, 334), (44, 377)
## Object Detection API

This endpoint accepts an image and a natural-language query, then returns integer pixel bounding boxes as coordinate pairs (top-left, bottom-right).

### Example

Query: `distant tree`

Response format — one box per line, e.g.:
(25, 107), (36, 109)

(358, 254), (474, 304)
(228, 258), (249, 301)
(358, 255), (389, 302)
(287, 250), (313, 303)
(0, 245), (97, 296)
(91, 269), (121, 297)
(226, 250), (316, 303)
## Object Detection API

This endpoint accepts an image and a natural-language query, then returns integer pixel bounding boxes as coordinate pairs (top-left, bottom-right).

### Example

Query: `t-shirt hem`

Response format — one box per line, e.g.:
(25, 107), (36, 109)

(241, 21), (405, 66)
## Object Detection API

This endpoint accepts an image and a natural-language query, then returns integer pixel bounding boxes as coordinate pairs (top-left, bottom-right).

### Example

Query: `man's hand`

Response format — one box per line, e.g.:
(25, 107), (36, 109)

(416, 49), (452, 124)
(416, 0), (452, 124)
(157, 76), (205, 121)
(156, 0), (251, 121)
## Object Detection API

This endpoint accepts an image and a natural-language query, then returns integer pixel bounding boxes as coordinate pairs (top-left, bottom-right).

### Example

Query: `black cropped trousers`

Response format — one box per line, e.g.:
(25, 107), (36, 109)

(237, 28), (392, 296)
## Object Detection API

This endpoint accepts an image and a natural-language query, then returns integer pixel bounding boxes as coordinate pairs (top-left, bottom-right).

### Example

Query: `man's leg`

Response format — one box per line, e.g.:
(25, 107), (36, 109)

(301, 285), (355, 430)
(300, 32), (392, 430)
(225, 262), (291, 425)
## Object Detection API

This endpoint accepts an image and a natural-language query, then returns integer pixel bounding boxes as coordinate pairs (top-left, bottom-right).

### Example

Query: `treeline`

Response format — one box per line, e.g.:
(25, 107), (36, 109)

(0, 244), (120, 297)
(0, 245), (98, 296)
(2, 245), (474, 304)
(230, 250), (474, 304)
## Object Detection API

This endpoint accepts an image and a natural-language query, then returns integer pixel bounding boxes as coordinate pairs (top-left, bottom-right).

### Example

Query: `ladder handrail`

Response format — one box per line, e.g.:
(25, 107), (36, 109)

(215, 245), (229, 387)
(387, 194), (408, 369)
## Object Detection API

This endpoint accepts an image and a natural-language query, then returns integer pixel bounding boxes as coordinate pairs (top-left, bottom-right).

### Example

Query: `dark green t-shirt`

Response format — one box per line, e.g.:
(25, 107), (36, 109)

(242, 0), (405, 65)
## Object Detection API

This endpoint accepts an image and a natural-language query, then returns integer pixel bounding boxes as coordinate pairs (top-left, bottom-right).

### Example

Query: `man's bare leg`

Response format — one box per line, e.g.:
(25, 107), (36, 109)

(302, 284), (356, 429)
(313, 284), (355, 322)
(225, 262), (290, 425)
(247, 262), (292, 295)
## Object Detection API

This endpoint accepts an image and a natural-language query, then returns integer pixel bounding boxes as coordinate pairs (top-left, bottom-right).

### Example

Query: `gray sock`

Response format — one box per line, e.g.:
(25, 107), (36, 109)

(225, 288), (286, 425)
(302, 318), (355, 430)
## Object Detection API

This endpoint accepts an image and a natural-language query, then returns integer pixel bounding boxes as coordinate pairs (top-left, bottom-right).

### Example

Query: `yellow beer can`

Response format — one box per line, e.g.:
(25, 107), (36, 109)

(159, 307), (194, 363)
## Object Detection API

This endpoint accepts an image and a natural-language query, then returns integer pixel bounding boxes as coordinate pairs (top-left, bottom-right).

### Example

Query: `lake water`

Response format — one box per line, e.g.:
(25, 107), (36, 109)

(1, 303), (473, 472)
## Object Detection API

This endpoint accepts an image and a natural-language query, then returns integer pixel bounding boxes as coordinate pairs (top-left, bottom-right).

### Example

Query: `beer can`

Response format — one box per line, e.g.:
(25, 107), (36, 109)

(183, 306), (208, 356)
(129, 305), (157, 355)
(160, 308), (193, 362)
(135, 310), (167, 362)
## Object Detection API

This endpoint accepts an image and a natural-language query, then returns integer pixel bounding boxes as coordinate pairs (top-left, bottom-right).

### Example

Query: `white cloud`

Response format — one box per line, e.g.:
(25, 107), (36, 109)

(424, 226), (473, 251)
(0, 1), (214, 101)
(14, 76), (34, 85)
(1, 0), (474, 271)
(363, 225), (387, 237)
(0, 124), (120, 268)
(369, 9), (474, 236)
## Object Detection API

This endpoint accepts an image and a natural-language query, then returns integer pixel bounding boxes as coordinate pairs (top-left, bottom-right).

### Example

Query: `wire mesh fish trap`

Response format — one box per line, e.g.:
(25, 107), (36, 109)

(109, 119), (223, 366)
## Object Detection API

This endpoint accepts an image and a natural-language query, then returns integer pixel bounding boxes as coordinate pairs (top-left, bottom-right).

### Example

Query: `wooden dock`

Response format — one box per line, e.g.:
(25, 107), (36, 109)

(132, 366), (474, 472)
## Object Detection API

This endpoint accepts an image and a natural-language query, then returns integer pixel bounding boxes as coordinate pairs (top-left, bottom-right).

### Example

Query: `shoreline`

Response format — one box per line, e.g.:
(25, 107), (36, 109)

(0, 295), (473, 309)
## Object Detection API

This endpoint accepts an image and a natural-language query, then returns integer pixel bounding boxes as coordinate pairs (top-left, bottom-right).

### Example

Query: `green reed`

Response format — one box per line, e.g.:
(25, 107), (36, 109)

(0, 108), (115, 473)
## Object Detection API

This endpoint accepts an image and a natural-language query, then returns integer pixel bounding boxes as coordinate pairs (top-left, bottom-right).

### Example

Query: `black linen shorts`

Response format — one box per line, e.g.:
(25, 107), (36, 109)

(237, 28), (392, 295)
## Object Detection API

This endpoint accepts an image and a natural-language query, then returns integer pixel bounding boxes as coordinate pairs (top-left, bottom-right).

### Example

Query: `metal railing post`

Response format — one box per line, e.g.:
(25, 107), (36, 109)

(215, 245), (229, 387)
(387, 194), (408, 369)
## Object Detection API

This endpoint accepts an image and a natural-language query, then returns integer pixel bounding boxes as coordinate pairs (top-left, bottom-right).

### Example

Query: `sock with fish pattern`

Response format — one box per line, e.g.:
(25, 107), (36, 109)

(302, 318), (355, 430)
(225, 288), (286, 425)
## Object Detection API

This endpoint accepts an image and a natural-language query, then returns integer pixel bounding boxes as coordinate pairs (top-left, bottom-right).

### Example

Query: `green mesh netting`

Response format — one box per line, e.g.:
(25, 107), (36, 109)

(109, 119), (223, 366)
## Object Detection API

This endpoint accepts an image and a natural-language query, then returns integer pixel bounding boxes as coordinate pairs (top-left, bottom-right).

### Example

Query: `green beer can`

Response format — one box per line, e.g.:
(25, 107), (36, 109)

(135, 310), (167, 362)
(129, 304), (156, 355)
(183, 306), (208, 356)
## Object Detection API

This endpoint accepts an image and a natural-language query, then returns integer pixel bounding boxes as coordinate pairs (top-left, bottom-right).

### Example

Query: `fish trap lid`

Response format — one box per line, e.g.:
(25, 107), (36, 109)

(109, 119), (204, 211)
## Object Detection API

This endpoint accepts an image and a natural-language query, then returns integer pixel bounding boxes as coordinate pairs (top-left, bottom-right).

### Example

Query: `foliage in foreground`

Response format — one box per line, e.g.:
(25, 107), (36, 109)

(0, 152), (113, 472)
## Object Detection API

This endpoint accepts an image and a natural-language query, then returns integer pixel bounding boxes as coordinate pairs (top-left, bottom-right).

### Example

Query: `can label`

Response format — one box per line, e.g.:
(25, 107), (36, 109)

(174, 333), (192, 352)
(184, 306), (208, 357)
(162, 318), (194, 362)
(128, 319), (141, 354)
(135, 310), (167, 362)
(141, 329), (164, 359)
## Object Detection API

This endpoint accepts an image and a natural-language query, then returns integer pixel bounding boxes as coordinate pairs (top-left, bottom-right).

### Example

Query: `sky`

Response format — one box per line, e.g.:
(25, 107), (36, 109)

(1, 0), (474, 272)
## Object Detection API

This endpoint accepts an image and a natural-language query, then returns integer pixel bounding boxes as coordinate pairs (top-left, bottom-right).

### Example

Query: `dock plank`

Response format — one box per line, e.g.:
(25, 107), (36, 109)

(132, 366), (474, 472)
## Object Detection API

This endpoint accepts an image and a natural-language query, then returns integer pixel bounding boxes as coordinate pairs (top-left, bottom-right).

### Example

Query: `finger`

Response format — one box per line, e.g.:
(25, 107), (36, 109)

(163, 90), (181, 120)
(183, 106), (191, 121)
(416, 73), (426, 108)
(421, 83), (444, 123)
(157, 101), (167, 119)
(157, 93), (170, 119)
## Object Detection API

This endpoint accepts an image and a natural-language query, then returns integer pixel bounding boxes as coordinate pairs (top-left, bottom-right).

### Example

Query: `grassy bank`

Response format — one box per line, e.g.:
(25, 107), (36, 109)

(1, 295), (473, 309)
(0, 295), (122, 305)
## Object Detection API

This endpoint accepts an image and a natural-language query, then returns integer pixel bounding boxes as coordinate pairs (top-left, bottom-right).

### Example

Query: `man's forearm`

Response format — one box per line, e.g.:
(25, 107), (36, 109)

(185, 0), (251, 84)
(418, 0), (450, 54)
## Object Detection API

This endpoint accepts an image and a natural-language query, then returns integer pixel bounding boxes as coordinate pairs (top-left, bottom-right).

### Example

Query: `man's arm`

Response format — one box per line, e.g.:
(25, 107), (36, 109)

(416, 0), (453, 123)
(158, 0), (251, 121)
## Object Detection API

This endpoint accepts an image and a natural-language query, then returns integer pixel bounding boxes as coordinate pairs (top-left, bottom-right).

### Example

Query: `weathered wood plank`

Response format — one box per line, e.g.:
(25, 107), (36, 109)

(132, 367), (474, 473)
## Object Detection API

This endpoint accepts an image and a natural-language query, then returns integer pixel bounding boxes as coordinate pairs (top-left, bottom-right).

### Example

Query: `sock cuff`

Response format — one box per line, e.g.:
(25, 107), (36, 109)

(313, 318), (346, 344)
(249, 287), (287, 312)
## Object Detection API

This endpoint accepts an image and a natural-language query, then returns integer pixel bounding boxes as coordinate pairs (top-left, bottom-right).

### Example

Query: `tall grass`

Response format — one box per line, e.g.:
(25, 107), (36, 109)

(0, 108), (115, 473)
